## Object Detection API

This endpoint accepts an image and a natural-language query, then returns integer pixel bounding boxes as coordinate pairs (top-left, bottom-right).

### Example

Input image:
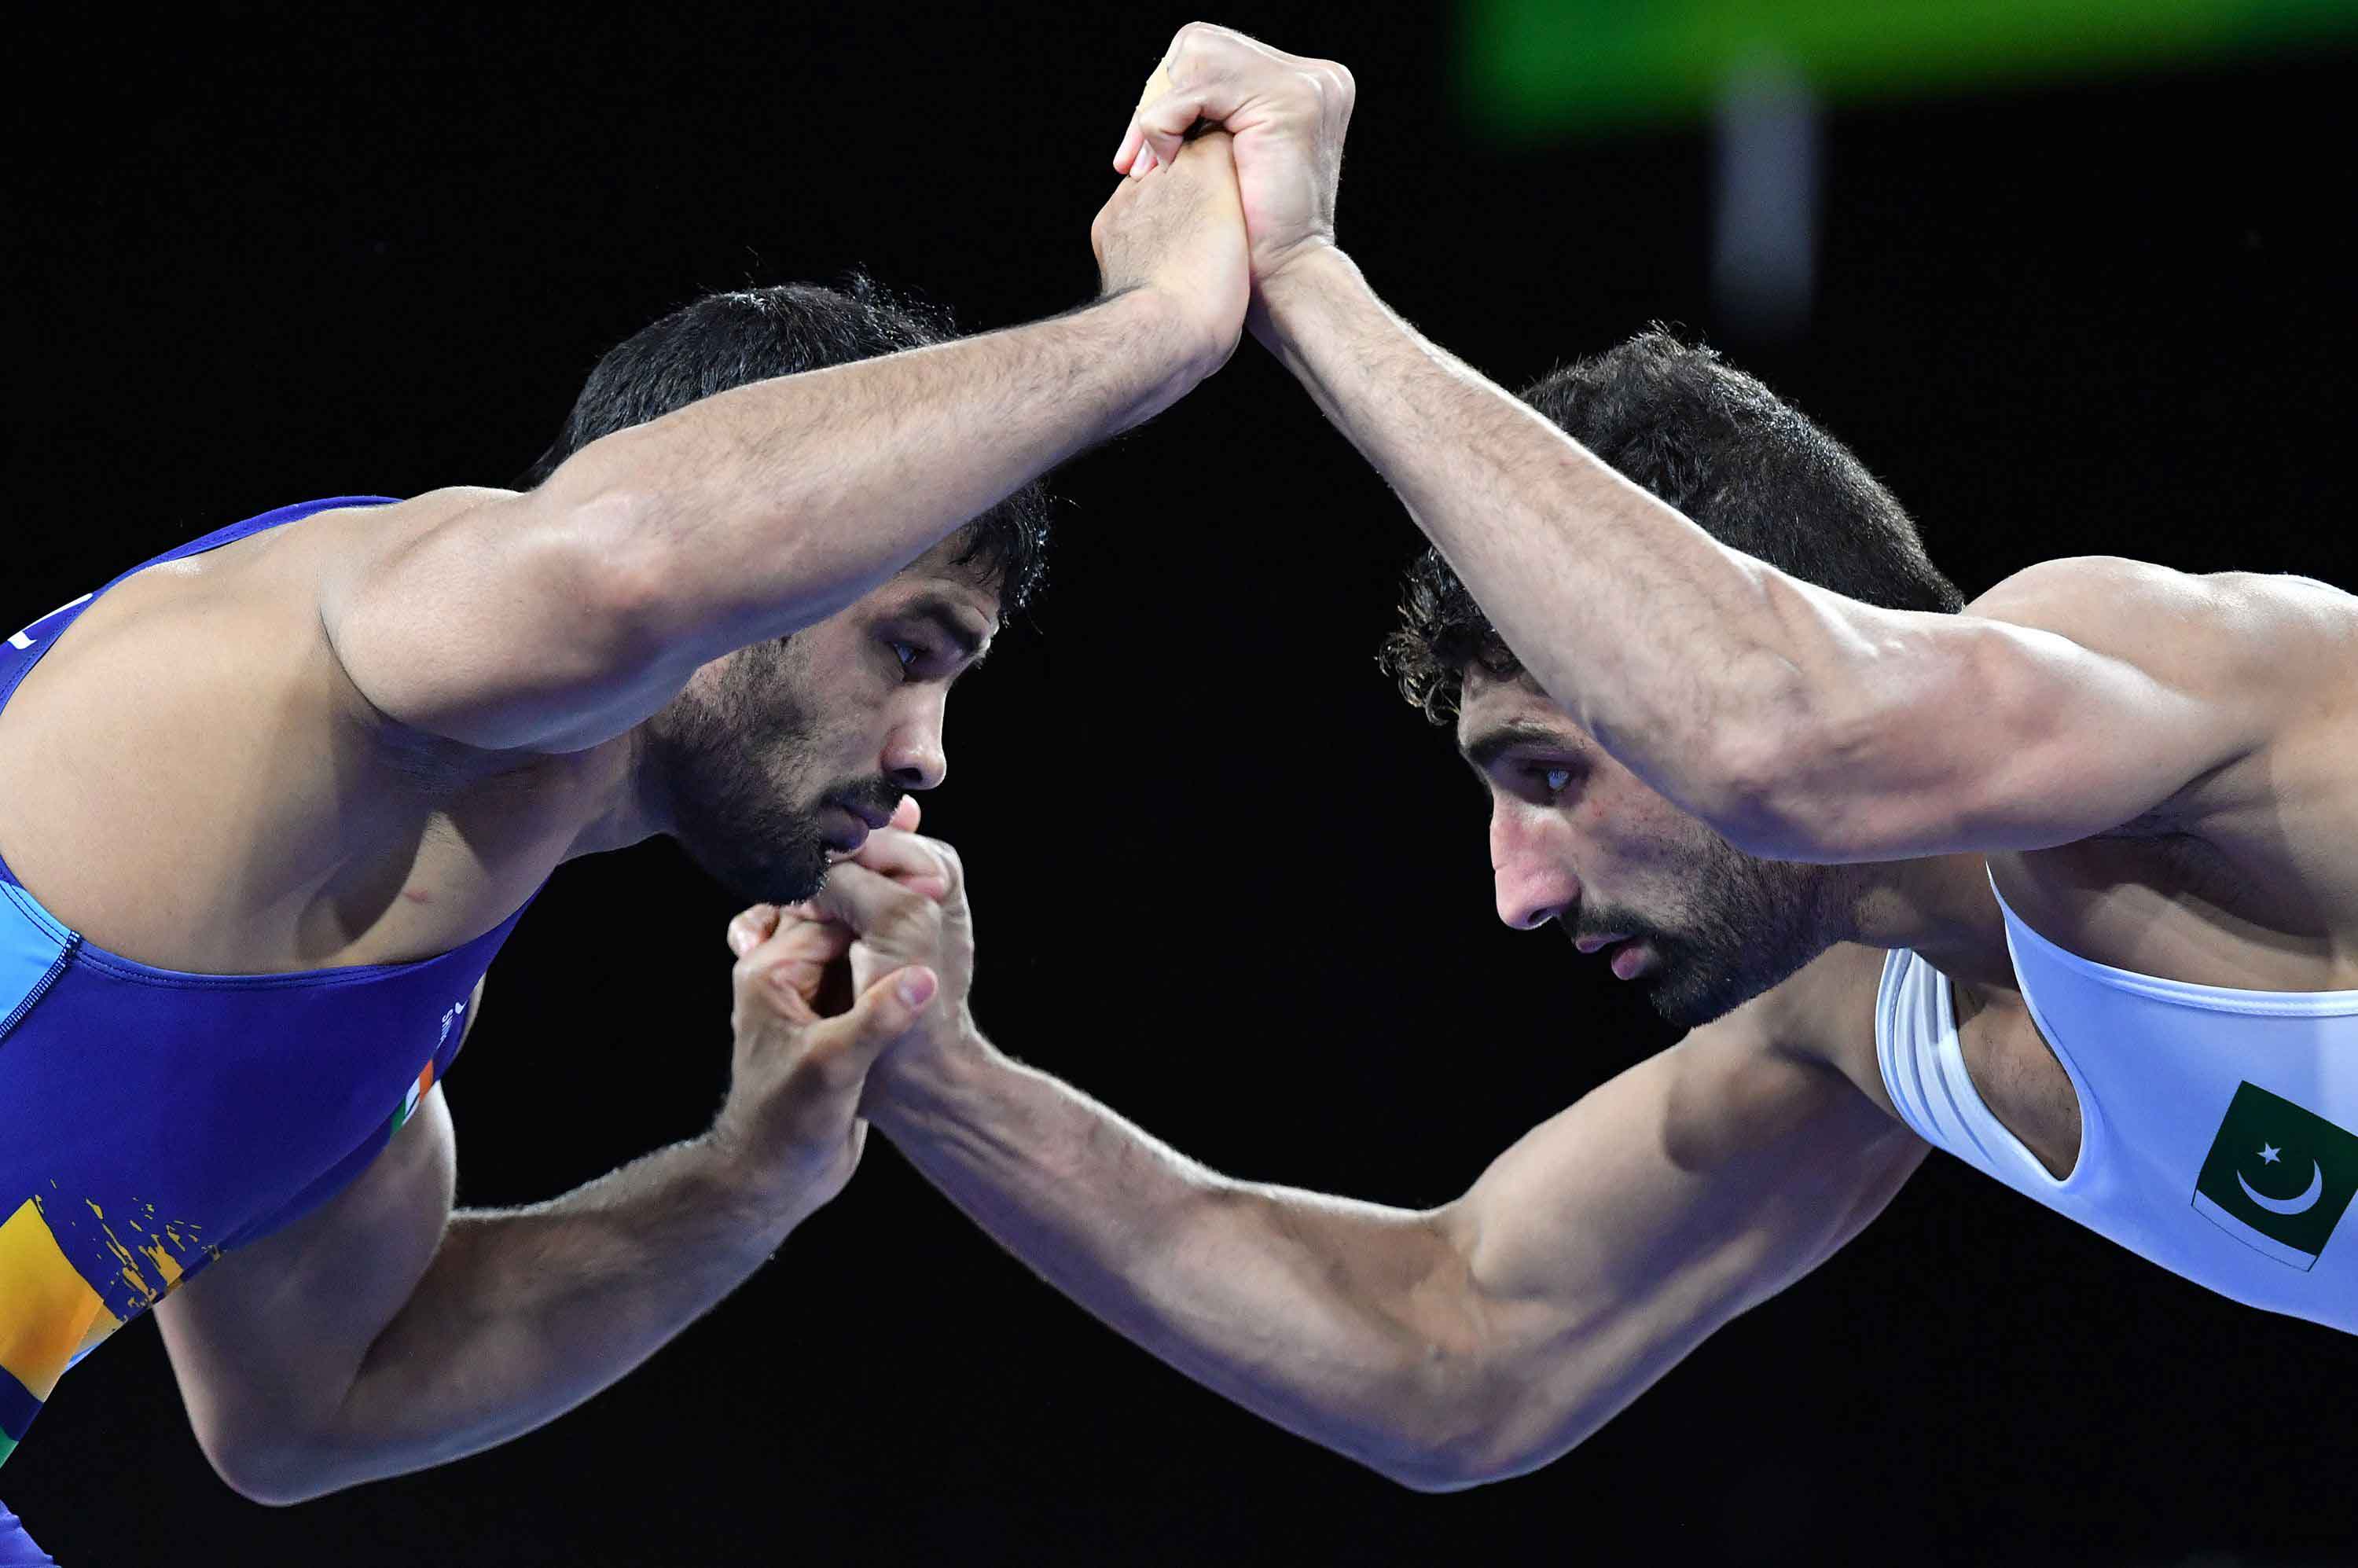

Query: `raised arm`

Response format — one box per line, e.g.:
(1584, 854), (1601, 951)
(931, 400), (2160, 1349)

(1254, 259), (2354, 859)
(794, 835), (1924, 1489)
(318, 136), (1248, 753)
(156, 927), (935, 1504)
(1128, 25), (2354, 861)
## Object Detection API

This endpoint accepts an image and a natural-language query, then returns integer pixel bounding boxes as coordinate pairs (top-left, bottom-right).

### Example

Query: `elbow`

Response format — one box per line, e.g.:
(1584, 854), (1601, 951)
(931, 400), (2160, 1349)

(1686, 707), (1835, 863)
(535, 428), (821, 653)
(523, 426), (707, 650)
(1699, 670), (1991, 865)
(493, 479), (720, 686)
(545, 485), (689, 655)
(1374, 1449), (1509, 1495)
(204, 1442), (338, 1509)
(1673, 579), (1901, 862)
(193, 1417), (353, 1508)
(1357, 1354), (1562, 1494)
(1371, 1419), (1552, 1495)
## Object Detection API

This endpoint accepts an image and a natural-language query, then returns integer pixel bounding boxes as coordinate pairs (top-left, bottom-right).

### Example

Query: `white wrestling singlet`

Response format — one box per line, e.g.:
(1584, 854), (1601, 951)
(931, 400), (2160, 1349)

(1877, 870), (2358, 1331)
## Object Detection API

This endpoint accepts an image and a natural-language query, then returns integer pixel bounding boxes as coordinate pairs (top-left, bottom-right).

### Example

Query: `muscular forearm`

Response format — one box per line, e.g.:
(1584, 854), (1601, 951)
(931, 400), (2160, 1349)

(302, 1132), (810, 1496)
(1258, 251), (1849, 823)
(552, 288), (1214, 659)
(872, 1042), (1491, 1487)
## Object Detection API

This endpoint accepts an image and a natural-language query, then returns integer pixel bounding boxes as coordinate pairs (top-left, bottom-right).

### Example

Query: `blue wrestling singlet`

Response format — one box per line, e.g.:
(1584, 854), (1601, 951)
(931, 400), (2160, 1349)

(0, 500), (539, 1556)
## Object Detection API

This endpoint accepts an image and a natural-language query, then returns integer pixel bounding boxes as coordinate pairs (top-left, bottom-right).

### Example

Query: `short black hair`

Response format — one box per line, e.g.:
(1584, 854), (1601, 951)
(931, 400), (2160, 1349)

(521, 276), (1051, 611)
(1382, 329), (1963, 722)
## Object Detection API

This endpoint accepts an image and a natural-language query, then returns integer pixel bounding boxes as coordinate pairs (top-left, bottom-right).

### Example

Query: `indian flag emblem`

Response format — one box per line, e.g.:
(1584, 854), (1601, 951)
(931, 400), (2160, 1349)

(2191, 1081), (2358, 1271)
(391, 1060), (435, 1134)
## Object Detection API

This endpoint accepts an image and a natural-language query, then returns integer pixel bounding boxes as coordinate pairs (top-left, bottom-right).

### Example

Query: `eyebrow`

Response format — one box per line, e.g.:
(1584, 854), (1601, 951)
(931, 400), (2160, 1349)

(1460, 720), (1577, 773)
(900, 595), (994, 666)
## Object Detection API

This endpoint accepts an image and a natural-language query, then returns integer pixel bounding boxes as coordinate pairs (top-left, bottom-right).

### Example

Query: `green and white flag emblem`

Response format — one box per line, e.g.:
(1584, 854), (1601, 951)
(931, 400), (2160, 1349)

(2191, 1081), (2358, 1271)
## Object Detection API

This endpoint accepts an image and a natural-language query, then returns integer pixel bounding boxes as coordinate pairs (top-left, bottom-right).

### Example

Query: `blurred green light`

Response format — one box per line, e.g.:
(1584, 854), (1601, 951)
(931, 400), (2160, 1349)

(1462, 0), (2358, 136)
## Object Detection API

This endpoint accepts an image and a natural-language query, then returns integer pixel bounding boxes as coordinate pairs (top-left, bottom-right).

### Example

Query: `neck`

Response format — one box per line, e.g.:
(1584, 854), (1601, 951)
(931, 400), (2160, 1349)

(1834, 850), (2017, 990)
(559, 728), (671, 861)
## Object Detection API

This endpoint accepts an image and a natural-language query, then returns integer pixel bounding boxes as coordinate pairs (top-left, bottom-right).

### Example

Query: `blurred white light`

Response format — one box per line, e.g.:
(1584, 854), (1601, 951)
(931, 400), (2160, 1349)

(1713, 59), (1822, 342)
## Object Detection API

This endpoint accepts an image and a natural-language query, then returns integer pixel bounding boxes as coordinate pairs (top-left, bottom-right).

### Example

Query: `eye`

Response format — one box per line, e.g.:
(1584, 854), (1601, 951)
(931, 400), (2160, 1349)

(887, 640), (921, 674)
(1534, 765), (1574, 799)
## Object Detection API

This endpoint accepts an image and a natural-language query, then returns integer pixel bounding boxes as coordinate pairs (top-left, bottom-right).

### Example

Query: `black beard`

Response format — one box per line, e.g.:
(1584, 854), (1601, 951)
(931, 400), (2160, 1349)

(648, 646), (836, 905)
(1603, 850), (1835, 1030)
(659, 725), (836, 904)
(667, 764), (836, 905)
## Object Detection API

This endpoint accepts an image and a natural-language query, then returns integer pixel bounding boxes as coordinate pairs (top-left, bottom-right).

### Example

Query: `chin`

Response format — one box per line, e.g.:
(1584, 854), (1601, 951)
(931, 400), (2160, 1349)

(1641, 933), (1820, 1032)
(1644, 974), (1747, 1031)
(670, 813), (833, 906)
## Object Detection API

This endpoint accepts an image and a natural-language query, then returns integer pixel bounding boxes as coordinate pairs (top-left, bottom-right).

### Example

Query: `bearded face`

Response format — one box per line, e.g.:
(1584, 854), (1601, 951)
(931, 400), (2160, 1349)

(1570, 830), (1835, 1029)
(648, 637), (905, 905)
(1460, 670), (1842, 1031)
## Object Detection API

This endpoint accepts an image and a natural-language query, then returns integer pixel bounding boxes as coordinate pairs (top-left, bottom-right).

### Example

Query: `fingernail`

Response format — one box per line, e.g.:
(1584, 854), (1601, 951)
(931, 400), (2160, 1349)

(896, 969), (937, 1008)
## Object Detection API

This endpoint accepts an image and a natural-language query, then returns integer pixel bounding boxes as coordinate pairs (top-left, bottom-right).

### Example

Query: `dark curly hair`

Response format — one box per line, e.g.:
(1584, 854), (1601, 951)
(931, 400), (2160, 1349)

(520, 275), (1051, 612)
(1380, 329), (1963, 722)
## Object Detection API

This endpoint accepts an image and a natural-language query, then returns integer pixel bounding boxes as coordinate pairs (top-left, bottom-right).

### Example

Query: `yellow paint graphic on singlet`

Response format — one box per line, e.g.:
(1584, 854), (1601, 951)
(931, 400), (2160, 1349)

(0, 1197), (113, 1402)
(76, 1196), (202, 1305)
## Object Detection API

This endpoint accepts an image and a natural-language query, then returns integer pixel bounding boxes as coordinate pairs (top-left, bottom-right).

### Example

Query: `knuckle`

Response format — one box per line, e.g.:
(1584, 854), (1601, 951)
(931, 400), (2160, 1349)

(734, 959), (788, 1004)
(1170, 23), (1221, 72)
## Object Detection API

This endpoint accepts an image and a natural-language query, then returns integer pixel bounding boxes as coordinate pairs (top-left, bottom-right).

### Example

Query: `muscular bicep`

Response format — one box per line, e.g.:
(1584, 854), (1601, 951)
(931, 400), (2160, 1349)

(1756, 558), (2356, 859)
(318, 485), (702, 752)
(1435, 1019), (1922, 1477)
(156, 1085), (457, 1493)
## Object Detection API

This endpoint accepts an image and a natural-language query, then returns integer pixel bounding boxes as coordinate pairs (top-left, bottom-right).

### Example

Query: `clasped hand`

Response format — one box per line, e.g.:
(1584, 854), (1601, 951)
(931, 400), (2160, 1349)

(1091, 21), (1357, 360)
(724, 798), (979, 1133)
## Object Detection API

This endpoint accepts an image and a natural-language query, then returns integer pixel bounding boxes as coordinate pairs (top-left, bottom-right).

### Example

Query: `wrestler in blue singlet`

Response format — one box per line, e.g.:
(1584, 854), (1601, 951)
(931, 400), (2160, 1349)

(0, 500), (538, 1562)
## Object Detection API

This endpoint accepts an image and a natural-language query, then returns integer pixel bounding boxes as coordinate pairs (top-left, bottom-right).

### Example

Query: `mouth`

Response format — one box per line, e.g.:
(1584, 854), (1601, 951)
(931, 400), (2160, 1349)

(1607, 940), (1655, 982)
(833, 798), (894, 832)
(1574, 932), (1629, 955)
(821, 802), (877, 854)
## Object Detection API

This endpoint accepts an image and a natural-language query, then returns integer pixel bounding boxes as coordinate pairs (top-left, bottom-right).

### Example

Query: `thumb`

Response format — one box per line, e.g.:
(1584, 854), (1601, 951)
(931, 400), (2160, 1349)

(825, 964), (938, 1067)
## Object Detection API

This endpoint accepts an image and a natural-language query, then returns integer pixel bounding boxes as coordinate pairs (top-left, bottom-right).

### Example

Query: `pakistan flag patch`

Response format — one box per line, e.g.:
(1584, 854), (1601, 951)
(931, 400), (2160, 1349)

(2191, 1081), (2358, 1271)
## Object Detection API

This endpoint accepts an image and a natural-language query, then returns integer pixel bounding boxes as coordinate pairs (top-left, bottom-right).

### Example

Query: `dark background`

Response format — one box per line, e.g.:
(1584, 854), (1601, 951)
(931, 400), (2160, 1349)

(9, 3), (2356, 1564)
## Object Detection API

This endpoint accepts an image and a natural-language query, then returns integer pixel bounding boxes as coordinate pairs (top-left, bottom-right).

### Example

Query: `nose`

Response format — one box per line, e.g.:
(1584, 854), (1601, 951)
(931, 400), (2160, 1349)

(1491, 800), (1578, 931)
(883, 693), (948, 792)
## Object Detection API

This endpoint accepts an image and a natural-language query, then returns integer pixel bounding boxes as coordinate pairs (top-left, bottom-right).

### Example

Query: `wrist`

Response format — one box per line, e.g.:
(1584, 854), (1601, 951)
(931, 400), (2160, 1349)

(694, 1119), (841, 1235)
(865, 1019), (1001, 1140)
(1249, 243), (1361, 351)
(1097, 285), (1234, 428)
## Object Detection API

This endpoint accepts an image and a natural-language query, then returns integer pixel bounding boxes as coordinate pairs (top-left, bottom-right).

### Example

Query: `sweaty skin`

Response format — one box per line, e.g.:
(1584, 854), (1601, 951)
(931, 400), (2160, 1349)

(757, 23), (2358, 1492)
(0, 135), (1250, 1504)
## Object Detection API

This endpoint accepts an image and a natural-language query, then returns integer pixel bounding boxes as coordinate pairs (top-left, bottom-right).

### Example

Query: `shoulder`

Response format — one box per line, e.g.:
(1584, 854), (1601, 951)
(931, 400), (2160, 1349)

(301, 487), (523, 570)
(1968, 555), (2358, 687)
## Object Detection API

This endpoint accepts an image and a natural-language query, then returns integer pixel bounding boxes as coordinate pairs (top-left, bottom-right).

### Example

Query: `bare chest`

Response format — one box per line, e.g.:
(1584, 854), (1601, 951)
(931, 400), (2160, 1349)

(0, 593), (593, 974)
(1995, 833), (2358, 994)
